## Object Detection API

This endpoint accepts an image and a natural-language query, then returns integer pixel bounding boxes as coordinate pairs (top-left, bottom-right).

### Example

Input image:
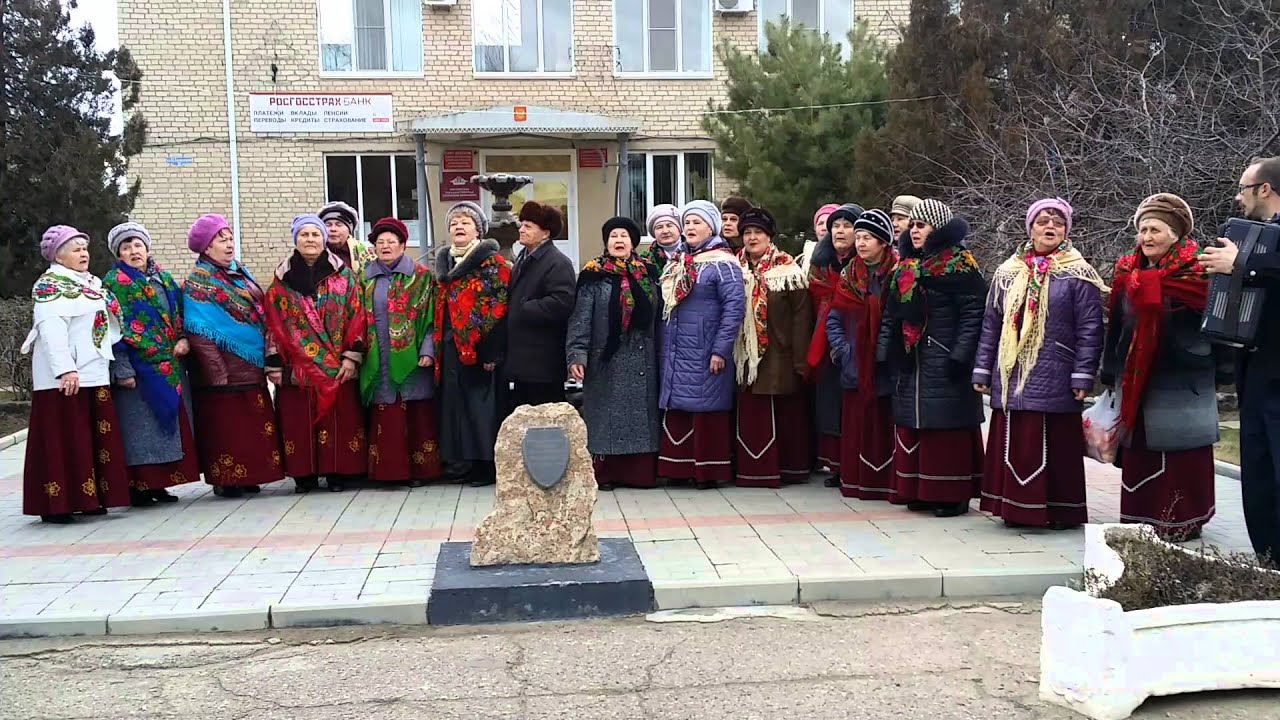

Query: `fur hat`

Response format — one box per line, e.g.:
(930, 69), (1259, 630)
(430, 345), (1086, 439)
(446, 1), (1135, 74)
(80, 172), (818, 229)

(1026, 197), (1073, 236)
(909, 199), (954, 229)
(291, 214), (325, 246)
(369, 216), (409, 244)
(188, 214), (230, 254)
(890, 195), (923, 218)
(1134, 193), (1194, 238)
(602, 216), (642, 248)
(738, 207), (776, 237)
(107, 222), (151, 255)
(854, 209), (894, 245)
(318, 201), (359, 232)
(41, 225), (89, 262)
(681, 200), (723, 237)
(446, 201), (489, 237)
(646, 204), (680, 236)
(518, 201), (564, 239)
(721, 195), (752, 218)
(826, 203), (865, 234)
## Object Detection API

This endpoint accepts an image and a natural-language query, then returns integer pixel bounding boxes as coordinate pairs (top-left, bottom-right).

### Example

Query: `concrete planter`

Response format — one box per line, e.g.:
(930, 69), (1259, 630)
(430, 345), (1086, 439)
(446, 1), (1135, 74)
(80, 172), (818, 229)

(1039, 524), (1280, 719)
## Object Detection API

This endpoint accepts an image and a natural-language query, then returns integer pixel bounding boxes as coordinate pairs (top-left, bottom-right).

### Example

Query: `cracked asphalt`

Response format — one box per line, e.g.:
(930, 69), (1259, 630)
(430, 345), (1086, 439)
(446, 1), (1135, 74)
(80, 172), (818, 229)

(2, 600), (1277, 720)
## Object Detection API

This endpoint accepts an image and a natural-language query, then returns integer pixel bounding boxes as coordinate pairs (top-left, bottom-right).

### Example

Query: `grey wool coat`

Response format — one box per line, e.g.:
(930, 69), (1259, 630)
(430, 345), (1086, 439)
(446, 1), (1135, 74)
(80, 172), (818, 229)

(565, 272), (661, 457)
(110, 354), (194, 467)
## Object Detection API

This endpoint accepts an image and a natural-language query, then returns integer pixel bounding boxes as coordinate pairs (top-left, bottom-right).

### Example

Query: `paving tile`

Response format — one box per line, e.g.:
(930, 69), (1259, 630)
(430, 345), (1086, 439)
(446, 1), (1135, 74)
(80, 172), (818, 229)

(292, 569), (371, 587)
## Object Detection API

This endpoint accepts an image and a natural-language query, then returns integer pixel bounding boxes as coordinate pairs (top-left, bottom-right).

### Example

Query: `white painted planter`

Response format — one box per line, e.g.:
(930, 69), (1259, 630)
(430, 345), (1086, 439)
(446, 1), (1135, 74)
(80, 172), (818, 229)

(1039, 523), (1280, 720)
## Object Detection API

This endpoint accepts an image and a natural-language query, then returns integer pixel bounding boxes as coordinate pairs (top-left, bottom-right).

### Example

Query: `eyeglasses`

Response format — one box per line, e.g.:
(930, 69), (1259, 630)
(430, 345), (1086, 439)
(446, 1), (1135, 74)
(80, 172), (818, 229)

(910, 220), (930, 230)
(1240, 182), (1269, 193)
(1034, 216), (1067, 228)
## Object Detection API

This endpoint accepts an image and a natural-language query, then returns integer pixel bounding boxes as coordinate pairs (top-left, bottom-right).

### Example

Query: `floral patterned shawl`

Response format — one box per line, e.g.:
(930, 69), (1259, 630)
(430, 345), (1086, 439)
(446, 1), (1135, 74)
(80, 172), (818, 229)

(102, 259), (184, 432)
(359, 255), (435, 404)
(434, 239), (511, 378)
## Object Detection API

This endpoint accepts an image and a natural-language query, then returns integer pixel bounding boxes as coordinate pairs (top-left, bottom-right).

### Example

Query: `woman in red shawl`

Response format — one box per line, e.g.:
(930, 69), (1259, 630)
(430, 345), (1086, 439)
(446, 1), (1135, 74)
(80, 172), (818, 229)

(265, 215), (367, 493)
(1100, 193), (1233, 540)
(827, 209), (897, 499)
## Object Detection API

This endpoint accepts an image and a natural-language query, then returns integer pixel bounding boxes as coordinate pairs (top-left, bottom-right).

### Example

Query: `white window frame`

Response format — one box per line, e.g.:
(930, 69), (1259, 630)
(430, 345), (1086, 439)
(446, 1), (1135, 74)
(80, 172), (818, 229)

(757, 0), (854, 57)
(629, 150), (716, 239)
(612, 0), (714, 79)
(322, 153), (424, 247)
(316, 0), (424, 79)
(472, 0), (576, 78)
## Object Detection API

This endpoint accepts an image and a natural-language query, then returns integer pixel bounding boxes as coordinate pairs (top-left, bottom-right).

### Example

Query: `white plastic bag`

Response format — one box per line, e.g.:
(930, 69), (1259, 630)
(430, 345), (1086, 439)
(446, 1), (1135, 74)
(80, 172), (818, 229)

(1082, 389), (1122, 464)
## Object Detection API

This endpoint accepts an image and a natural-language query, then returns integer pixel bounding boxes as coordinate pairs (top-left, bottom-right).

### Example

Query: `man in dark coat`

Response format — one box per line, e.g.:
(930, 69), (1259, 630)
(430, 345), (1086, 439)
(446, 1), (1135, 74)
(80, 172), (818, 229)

(1202, 156), (1280, 562)
(505, 201), (576, 410)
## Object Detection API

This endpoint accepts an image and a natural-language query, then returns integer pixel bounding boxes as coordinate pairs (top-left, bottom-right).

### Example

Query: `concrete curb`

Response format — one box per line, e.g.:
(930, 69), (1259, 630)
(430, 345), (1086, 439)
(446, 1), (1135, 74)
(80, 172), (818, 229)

(0, 427), (28, 451)
(1215, 460), (1242, 480)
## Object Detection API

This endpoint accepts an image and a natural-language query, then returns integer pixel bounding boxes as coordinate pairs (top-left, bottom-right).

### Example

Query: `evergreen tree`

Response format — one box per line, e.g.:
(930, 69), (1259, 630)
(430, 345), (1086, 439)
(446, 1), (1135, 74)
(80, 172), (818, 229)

(0, 0), (145, 296)
(703, 19), (890, 246)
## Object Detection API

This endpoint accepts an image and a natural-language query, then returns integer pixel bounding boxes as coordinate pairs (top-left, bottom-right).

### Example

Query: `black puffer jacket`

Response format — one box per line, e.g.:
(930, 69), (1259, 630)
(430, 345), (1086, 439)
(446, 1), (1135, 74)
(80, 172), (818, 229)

(877, 217), (987, 430)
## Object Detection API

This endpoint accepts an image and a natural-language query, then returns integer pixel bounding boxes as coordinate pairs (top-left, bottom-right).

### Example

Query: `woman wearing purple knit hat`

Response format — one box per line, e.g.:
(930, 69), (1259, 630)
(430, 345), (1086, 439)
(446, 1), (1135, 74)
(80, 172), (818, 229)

(21, 225), (130, 523)
(972, 198), (1107, 529)
(181, 214), (283, 497)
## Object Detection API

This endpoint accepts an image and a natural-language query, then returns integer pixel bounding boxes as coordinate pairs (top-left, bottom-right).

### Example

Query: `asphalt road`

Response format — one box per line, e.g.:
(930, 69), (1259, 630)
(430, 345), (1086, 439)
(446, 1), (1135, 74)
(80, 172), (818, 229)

(1, 599), (1276, 719)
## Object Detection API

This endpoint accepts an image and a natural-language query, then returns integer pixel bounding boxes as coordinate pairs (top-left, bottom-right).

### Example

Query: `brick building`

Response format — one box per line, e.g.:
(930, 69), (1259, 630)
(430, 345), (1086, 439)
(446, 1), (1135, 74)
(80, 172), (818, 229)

(120, 0), (910, 277)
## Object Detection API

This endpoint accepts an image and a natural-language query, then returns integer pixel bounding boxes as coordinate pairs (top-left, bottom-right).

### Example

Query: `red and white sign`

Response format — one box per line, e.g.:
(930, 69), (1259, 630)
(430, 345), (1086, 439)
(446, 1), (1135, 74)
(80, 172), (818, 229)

(578, 148), (608, 169)
(248, 92), (394, 134)
(513, 105), (528, 122)
(440, 171), (480, 202)
(442, 148), (475, 171)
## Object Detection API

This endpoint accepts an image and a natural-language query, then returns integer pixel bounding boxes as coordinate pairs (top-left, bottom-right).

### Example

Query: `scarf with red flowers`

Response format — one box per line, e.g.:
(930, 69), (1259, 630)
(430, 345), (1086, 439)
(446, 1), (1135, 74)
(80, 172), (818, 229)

(735, 245), (805, 384)
(832, 249), (898, 401)
(265, 252), (367, 423)
(359, 258), (434, 405)
(1110, 236), (1208, 430)
(102, 259), (183, 433)
(888, 246), (982, 351)
(182, 257), (266, 367)
(434, 244), (511, 377)
(578, 253), (658, 363)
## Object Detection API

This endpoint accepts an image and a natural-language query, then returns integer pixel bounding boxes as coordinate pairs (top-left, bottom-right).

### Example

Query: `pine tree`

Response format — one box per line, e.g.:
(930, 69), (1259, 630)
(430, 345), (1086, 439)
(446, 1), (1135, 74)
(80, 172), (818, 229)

(0, 0), (146, 296)
(703, 19), (890, 247)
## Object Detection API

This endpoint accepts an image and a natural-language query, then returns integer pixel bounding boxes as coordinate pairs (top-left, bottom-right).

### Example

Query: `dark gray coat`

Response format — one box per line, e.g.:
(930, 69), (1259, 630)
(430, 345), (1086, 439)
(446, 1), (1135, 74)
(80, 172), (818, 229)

(505, 241), (576, 384)
(565, 276), (661, 456)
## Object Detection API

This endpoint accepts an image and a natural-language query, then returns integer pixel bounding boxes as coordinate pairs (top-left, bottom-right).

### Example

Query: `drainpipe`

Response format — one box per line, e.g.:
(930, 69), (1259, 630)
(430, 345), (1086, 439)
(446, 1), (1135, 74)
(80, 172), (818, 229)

(616, 133), (631, 217)
(221, 0), (243, 258)
(414, 134), (432, 260)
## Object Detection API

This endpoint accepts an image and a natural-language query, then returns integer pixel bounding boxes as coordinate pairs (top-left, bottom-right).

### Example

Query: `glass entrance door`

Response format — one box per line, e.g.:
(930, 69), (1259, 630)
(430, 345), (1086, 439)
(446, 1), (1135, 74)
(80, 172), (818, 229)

(481, 153), (577, 267)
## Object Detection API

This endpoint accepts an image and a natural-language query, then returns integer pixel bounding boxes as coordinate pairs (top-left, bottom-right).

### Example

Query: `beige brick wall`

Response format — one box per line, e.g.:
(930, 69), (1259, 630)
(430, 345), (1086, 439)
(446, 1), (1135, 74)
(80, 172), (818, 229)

(121, 0), (910, 278)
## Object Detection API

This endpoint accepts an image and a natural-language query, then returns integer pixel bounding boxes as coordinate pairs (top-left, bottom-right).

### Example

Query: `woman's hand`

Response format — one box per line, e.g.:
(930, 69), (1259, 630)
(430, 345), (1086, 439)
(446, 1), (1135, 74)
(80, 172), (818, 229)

(335, 358), (358, 383)
(1072, 388), (1088, 402)
(173, 338), (190, 358)
(709, 355), (726, 374)
(59, 372), (80, 396)
(118, 377), (137, 390)
(570, 363), (585, 382)
(266, 368), (283, 386)
(973, 384), (989, 394)
(482, 362), (496, 373)
(418, 356), (434, 368)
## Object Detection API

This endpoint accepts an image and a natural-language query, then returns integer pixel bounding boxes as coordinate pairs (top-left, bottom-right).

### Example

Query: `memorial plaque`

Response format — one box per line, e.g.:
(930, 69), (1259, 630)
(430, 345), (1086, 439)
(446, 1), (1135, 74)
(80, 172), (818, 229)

(523, 427), (569, 490)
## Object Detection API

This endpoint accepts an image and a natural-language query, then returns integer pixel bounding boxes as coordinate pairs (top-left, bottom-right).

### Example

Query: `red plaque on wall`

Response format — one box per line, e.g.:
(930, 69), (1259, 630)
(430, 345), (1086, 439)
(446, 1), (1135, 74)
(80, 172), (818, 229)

(578, 148), (608, 168)
(440, 171), (480, 201)
(442, 148), (475, 171)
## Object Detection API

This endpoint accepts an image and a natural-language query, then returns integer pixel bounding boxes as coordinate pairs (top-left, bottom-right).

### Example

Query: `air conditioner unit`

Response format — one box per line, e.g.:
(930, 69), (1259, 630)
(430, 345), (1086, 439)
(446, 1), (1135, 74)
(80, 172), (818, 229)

(715, 0), (752, 13)
(423, 0), (456, 7)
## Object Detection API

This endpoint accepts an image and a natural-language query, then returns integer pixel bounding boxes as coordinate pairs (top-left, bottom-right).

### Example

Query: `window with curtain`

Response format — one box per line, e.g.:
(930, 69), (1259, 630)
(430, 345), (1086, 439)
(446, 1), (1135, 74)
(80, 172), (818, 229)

(625, 152), (715, 231)
(614, 0), (711, 75)
(318, 0), (423, 73)
(324, 155), (423, 246)
(758, 0), (854, 56)
(473, 0), (573, 73)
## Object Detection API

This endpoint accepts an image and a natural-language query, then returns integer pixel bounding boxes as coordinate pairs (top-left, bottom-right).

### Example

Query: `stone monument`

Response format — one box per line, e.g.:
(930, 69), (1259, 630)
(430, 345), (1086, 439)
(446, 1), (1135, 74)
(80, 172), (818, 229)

(472, 173), (533, 264)
(469, 402), (599, 566)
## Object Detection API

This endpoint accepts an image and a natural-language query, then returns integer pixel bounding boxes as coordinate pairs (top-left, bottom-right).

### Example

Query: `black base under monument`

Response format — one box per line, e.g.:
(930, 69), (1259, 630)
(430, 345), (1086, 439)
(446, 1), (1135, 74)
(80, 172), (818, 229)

(427, 539), (654, 625)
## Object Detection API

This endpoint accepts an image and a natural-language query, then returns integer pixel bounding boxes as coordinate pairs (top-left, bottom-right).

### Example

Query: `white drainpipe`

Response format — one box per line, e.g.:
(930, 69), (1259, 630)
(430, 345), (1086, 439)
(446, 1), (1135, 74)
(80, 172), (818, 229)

(221, 0), (243, 258)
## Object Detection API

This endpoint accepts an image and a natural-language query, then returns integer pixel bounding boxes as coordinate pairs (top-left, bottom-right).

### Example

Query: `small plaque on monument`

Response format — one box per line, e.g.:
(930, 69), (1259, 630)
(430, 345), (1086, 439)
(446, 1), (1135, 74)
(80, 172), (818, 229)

(522, 427), (569, 490)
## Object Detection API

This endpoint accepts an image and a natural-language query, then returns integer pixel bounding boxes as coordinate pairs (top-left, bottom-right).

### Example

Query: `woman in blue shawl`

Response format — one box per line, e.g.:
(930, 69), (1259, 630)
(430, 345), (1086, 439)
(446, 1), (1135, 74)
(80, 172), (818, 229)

(103, 222), (200, 506)
(182, 214), (284, 497)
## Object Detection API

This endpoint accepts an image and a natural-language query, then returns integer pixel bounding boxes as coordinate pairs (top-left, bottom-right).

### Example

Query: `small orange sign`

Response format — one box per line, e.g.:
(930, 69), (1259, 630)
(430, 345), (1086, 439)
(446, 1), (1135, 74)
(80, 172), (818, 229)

(513, 105), (528, 122)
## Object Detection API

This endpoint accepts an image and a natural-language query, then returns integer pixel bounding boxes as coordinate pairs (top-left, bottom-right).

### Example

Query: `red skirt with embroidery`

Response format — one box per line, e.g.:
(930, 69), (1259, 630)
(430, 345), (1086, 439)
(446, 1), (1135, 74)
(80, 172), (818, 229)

(658, 410), (732, 485)
(1120, 416), (1215, 537)
(839, 392), (895, 500)
(734, 392), (810, 487)
(980, 410), (1088, 526)
(367, 398), (441, 482)
(127, 408), (201, 492)
(276, 382), (367, 478)
(24, 387), (131, 516)
(891, 426), (983, 505)
(593, 453), (658, 489)
(193, 386), (284, 487)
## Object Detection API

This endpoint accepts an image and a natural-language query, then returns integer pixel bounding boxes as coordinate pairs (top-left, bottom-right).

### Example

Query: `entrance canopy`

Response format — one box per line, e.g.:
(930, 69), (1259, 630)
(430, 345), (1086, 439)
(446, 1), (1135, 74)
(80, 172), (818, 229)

(399, 105), (640, 146)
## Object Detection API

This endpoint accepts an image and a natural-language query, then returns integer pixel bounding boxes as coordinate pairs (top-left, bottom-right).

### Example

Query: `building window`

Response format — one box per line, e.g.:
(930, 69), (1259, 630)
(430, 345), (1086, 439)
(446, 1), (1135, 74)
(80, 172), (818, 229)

(759, 0), (854, 54)
(318, 0), (423, 74)
(626, 152), (714, 231)
(324, 154), (423, 245)
(614, 0), (711, 75)
(474, 0), (574, 73)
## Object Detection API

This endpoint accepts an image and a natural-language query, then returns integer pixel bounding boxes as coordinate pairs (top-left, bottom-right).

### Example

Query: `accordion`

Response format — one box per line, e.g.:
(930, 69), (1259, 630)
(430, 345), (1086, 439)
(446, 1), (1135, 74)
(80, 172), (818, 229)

(1201, 217), (1280, 348)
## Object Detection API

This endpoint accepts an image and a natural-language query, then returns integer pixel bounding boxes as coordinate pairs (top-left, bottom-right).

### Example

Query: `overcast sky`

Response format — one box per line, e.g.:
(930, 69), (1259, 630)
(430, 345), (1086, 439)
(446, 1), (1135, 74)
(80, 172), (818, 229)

(69, 0), (118, 51)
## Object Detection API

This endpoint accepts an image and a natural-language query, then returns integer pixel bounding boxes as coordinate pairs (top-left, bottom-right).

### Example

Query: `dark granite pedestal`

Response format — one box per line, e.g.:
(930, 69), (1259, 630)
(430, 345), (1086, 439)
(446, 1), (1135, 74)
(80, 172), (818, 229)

(428, 538), (654, 625)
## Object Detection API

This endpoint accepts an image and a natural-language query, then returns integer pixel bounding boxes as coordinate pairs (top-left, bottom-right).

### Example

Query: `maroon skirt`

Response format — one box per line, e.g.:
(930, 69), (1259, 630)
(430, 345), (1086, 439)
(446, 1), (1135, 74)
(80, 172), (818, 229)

(658, 409), (732, 486)
(892, 425), (983, 504)
(193, 386), (284, 487)
(593, 453), (658, 489)
(980, 410), (1087, 527)
(367, 398), (441, 482)
(734, 392), (810, 487)
(839, 391), (895, 500)
(128, 407), (201, 492)
(24, 387), (130, 516)
(276, 381), (367, 478)
(817, 433), (842, 473)
(1120, 416), (1215, 537)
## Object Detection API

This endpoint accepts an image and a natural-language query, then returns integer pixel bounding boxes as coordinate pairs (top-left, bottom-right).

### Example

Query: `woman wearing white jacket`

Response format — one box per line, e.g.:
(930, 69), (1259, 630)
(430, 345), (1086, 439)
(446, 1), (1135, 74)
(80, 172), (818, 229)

(21, 225), (129, 523)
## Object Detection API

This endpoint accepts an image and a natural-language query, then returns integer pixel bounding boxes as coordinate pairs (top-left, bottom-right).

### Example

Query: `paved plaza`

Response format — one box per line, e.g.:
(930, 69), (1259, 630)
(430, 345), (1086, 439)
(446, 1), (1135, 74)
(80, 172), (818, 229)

(0, 422), (1251, 636)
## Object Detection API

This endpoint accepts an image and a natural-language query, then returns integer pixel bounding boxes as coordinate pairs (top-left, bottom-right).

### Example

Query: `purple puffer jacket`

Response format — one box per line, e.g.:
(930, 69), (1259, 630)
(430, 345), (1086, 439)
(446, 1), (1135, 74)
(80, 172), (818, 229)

(658, 238), (747, 413)
(971, 272), (1104, 414)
